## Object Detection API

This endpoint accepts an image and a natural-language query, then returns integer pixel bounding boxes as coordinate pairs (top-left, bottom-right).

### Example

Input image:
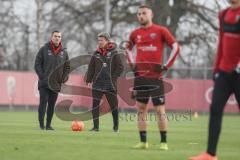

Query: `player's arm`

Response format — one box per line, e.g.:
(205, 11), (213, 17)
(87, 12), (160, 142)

(125, 32), (135, 70)
(154, 27), (180, 73)
(161, 27), (180, 70)
(165, 42), (180, 69)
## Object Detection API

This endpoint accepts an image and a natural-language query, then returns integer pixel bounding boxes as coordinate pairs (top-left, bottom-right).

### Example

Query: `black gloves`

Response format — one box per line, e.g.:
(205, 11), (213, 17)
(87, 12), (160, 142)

(154, 64), (168, 73)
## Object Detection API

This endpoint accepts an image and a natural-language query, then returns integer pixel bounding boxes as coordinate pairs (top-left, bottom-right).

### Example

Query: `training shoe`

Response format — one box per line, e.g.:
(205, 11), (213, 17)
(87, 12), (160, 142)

(132, 142), (149, 149)
(159, 142), (168, 150)
(113, 126), (118, 132)
(189, 152), (218, 160)
(40, 126), (45, 130)
(46, 126), (54, 130)
(39, 121), (45, 130)
(89, 127), (99, 132)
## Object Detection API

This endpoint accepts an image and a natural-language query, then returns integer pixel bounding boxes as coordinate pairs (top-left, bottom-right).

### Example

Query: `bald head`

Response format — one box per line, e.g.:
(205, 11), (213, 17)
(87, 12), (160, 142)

(137, 5), (153, 27)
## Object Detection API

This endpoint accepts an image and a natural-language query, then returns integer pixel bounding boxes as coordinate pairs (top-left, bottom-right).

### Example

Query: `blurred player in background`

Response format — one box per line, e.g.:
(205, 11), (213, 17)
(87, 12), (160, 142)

(34, 31), (70, 130)
(126, 5), (180, 150)
(189, 0), (240, 159)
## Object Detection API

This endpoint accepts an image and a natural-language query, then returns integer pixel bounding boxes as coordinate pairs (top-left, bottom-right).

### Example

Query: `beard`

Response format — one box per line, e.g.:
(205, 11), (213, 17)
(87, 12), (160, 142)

(139, 19), (149, 26)
(53, 42), (60, 47)
(228, 0), (237, 4)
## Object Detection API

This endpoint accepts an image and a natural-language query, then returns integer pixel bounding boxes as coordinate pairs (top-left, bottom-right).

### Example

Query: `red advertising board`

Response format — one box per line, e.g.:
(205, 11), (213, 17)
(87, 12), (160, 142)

(0, 71), (238, 112)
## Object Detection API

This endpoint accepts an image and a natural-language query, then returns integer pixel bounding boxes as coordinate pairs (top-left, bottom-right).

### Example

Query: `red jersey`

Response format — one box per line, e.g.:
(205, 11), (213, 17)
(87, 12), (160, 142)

(128, 24), (179, 77)
(214, 7), (240, 73)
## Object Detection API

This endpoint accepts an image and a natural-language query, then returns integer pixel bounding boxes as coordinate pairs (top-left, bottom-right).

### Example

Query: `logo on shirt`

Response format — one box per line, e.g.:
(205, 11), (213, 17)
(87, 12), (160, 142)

(136, 35), (142, 43)
(150, 33), (157, 39)
(48, 50), (52, 56)
(159, 97), (164, 103)
(138, 45), (157, 52)
(107, 52), (112, 58)
(103, 62), (107, 67)
(59, 51), (64, 58)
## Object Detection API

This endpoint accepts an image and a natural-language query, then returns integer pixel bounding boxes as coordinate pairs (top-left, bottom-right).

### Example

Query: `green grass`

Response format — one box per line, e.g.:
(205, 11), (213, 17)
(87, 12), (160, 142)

(0, 111), (239, 160)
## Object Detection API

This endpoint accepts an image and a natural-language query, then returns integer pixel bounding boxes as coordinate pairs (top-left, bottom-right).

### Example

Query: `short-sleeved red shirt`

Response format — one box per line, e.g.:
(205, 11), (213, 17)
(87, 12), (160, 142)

(128, 24), (178, 77)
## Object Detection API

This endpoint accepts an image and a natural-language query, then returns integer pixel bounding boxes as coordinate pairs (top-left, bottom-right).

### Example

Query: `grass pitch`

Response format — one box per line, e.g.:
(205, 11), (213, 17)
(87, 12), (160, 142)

(0, 111), (239, 160)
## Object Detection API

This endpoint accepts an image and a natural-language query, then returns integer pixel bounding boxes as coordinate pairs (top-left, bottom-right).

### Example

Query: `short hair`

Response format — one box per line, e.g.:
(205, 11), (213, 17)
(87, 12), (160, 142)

(98, 32), (111, 41)
(138, 4), (152, 10)
(52, 30), (61, 35)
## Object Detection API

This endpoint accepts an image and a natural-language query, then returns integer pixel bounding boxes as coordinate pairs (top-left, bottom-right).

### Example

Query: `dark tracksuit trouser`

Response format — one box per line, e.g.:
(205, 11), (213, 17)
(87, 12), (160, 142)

(38, 87), (58, 127)
(92, 89), (118, 129)
(207, 70), (240, 155)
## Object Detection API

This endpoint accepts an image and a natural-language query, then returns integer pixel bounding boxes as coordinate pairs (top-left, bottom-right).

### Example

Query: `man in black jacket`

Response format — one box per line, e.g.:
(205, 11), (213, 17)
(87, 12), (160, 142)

(34, 31), (70, 130)
(85, 32), (123, 132)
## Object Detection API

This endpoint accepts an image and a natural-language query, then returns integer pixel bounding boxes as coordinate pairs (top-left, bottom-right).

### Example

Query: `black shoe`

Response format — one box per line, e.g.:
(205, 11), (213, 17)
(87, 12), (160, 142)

(113, 126), (118, 132)
(89, 127), (99, 132)
(39, 121), (45, 130)
(40, 126), (45, 130)
(46, 126), (54, 130)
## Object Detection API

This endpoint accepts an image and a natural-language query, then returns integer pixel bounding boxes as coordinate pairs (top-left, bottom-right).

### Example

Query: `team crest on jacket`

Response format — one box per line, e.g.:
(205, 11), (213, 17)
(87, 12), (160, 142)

(95, 53), (100, 58)
(107, 52), (112, 57)
(48, 50), (52, 55)
(59, 51), (64, 58)
(150, 33), (157, 39)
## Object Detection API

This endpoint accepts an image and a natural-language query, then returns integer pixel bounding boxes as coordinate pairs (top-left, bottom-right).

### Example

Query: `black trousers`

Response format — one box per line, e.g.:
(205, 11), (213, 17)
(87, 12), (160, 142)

(207, 71), (240, 155)
(92, 89), (118, 129)
(38, 87), (58, 127)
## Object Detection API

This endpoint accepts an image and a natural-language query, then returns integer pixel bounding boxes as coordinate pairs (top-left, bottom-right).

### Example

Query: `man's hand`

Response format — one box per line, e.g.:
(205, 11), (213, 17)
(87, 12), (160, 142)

(39, 73), (46, 80)
(154, 64), (168, 73)
(213, 72), (220, 81)
(131, 90), (137, 99)
(62, 76), (69, 83)
(235, 65), (240, 74)
(86, 82), (92, 87)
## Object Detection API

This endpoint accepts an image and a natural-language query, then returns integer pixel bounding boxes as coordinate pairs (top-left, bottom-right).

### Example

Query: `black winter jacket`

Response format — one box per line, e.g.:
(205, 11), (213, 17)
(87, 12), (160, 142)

(85, 44), (123, 91)
(34, 42), (70, 92)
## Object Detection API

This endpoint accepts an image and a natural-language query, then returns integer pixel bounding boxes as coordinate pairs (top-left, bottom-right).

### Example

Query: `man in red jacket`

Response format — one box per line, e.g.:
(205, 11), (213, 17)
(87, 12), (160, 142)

(126, 5), (180, 150)
(189, 0), (240, 160)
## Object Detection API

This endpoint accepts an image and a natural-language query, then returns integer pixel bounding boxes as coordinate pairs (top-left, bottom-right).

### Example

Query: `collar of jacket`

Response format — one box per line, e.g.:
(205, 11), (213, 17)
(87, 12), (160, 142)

(46, 42), (67, 52)
(96, 42), (116, 56)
